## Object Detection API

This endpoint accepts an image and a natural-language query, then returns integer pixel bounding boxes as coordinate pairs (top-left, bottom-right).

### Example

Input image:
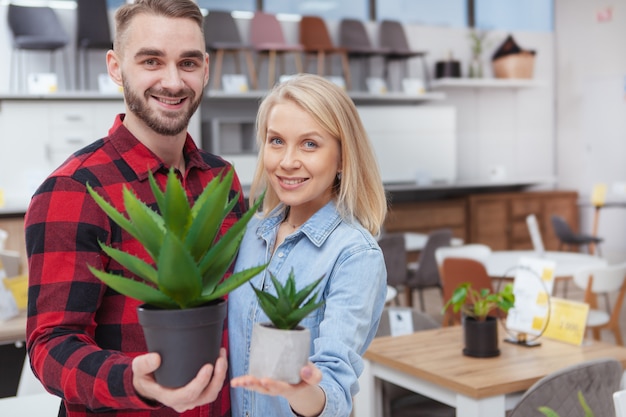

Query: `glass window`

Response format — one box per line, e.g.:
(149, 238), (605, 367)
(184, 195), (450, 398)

(264, 0), (367, 21)
(197, 0), (255, 13)
(475, 0), (553, 32)
(107, 0), (125, 9)
(376, 0), (467, 27)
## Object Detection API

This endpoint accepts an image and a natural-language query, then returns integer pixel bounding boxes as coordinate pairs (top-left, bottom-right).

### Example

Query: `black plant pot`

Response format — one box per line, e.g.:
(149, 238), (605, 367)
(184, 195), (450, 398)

(462, 315), (500, 358)
(137, 299), (227, 388)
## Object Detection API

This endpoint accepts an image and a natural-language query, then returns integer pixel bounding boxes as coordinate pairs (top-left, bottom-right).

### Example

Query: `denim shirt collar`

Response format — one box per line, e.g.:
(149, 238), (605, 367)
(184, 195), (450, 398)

(255, 200), (342, 248)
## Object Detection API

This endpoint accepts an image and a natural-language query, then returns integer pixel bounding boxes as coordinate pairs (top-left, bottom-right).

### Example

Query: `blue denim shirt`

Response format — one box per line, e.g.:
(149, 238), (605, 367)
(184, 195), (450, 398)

(228, 201), (386, 417)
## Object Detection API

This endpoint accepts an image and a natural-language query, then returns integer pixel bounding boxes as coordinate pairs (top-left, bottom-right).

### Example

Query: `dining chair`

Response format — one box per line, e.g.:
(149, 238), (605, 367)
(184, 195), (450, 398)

(439, 257), (494, 326)
(75, 0), (112, 90)
(249, 11), (303, 89)
(614, 389), (626, 417)
(434, 243), (492, 267)
(508, 358), (622, 417)
(377, 232), (407, 306)
(204, 10), (257, 90)
(378, 20), (429, 90)
(551, 214), (603, 256)
(299, 15), (351, 89)
(338, 18), (390, 90)
(375, 307), (454, 417)
(405, 228), (453, 311)
(572, 262), (626, 345)
(7, 4), (70, 92)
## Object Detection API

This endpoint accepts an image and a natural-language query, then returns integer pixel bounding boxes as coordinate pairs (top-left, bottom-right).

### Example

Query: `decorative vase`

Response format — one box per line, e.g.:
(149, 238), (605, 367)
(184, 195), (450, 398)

(136, 299), (227, 388)
(249, 323), (311, 384)
(462, 315), (500, 358)
(468, 56), (484, 78)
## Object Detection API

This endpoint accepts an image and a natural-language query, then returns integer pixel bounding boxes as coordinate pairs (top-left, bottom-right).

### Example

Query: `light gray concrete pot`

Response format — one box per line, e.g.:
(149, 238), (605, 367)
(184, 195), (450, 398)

(249, 322), (311, 384)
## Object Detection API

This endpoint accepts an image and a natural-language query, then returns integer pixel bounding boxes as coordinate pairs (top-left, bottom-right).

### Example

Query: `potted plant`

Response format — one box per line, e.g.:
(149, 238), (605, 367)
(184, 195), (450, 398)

(442, 282), (515, 357)
(248, 268), (325, 383)
(86, 168), (267, 388)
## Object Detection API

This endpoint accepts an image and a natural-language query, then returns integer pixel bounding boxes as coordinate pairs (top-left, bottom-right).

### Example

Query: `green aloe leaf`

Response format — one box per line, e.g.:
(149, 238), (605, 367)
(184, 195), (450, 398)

(538, 407), (560, 417)
(122, 187), (164, 261)
(156, 232), (202, 308)
(202, 263), (268, 302)
(185, 170), (235, 261)
(86, 183), (141, 241)
(148, 170), (165, 210)
(87, 265), (177, 309)
(161, 171), (191, 239)
(292, 275), (325, 307)
(99, 243), (158, 285)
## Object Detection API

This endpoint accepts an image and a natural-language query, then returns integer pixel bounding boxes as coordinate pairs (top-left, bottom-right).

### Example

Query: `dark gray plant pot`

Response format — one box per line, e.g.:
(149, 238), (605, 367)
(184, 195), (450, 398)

(249, 323), (311, 384)
(136, 299), (227, 388)
(462, 315), (500, 358)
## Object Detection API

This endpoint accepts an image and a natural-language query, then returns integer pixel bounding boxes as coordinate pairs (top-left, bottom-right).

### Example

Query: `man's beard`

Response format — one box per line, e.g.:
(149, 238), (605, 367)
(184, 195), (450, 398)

(123, 79), (202, 136)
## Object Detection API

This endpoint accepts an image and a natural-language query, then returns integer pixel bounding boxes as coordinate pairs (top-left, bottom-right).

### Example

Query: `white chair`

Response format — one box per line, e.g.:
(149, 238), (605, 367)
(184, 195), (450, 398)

(572, 262), (626, 345)
(614, 389), (626, 417)
(526, 213), (545, 255)
(434, 243), (492, 268)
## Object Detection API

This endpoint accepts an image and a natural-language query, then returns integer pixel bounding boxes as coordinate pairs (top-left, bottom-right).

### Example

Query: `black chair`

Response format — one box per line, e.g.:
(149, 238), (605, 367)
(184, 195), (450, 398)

(509, 358), (622, 417)
(76, 0), (113, 90)
(204, 10), (257, 90)
(377, 233), (407, 305)
(551, 214), (603, 256)
(378, 20), (430, 91)
(406, 228), (453, 311)
(7, 4), (70, 92)
(339, 18), (390, 90)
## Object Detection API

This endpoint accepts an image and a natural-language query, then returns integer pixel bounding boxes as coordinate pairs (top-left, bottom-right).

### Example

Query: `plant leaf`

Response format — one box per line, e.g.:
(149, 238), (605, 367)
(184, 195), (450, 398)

(99, 243), (158, 285)
(161, 170), (191, 239)
(156, 232), (202, 308)
(202, 263), (268, 302)
(148, 170), (165, 212)
(537, 407), (560, 417)
(122, 186), (164, 262)
(86, 183), (140, 241)
(87, 265), (177, 309)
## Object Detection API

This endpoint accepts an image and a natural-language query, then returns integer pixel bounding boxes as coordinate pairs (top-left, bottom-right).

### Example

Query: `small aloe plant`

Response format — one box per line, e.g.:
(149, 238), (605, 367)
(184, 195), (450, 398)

(86, 168), (267, 310)
(251, 268), (325, 330)
(538, 390), (594, 417)
(442, 282), (515, 321)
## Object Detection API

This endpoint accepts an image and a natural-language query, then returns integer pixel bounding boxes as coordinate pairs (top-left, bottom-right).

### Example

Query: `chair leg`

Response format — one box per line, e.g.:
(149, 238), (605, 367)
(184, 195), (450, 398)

(212, 49), (224, 90)
(316, 51), (325, 76)
(403, 287), (413, 308)
(243, 50), (257, 90)
(293, 51), (303, 74)
(417, 289), (426, 313)
(340, 52), (352, 90)
(268, 50), (276, 88)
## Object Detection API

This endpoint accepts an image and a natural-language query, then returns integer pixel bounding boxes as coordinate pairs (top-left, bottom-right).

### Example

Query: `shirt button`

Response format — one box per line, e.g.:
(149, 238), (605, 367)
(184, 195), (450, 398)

(277, 252), (284, 258)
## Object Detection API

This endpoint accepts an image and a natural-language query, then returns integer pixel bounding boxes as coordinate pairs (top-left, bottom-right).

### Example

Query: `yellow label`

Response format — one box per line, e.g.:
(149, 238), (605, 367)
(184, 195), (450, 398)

(591, 183), (607, 207)
(0, 188), (4, 207)
(542, 297), (590, 345)
(3, 275), (28, 310)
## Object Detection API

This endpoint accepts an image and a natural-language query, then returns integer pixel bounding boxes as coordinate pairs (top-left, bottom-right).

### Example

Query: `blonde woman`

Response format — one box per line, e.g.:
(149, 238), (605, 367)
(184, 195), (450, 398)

(229, 73), (388, 417)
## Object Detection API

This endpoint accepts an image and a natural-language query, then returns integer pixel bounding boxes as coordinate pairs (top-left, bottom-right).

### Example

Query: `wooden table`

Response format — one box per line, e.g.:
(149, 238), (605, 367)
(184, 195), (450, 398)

(354, 326), (626, 417)
(0, 311), (26, 345)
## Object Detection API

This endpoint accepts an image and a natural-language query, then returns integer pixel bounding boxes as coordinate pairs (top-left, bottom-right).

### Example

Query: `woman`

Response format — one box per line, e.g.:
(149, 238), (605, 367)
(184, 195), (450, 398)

(229, 73), (388, 417)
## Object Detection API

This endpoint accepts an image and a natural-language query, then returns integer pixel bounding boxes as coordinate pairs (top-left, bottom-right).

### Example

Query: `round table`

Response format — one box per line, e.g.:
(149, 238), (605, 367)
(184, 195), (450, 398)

(485, 250), (608, 279)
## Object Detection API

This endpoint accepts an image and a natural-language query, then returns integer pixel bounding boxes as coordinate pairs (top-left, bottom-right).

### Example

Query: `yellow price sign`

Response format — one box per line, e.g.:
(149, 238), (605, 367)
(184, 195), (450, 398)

(3, 274), (28, 310)
(542, 297), (589, 345)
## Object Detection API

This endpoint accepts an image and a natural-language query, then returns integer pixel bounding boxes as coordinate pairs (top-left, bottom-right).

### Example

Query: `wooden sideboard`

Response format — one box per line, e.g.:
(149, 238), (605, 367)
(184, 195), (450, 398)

(384, 190), (579, 251)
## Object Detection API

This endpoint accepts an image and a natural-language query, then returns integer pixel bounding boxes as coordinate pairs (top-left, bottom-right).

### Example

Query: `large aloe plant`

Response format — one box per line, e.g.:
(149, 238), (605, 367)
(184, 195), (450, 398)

(86, 168), (266, 309)
(251, 268), (325, 330)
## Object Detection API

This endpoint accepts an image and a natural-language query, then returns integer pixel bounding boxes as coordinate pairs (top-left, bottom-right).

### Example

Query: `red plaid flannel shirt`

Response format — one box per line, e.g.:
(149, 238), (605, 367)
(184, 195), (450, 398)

(25, 115), (243, 417)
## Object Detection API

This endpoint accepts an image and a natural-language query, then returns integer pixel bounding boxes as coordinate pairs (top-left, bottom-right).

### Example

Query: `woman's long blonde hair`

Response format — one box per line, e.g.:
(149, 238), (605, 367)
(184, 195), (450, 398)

(249, 74), (388, 236)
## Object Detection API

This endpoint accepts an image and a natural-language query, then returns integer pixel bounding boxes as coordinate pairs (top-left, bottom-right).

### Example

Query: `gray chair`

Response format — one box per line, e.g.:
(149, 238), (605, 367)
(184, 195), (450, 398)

(375, 307), (454, 417)
(204, 10), (257, 90)
(406, 228), (453, 311)
(7, 4), (70, 92)
(508, 358), (623, 417)
(378, 20), (429, 90)
(378, 232), (407, 305)
(76, 0), (113, 90)
(551, 214), (603, 256)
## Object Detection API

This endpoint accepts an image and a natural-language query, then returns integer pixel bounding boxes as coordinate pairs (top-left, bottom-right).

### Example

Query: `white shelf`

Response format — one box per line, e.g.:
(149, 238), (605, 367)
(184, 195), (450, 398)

(430, 78), (546, 89)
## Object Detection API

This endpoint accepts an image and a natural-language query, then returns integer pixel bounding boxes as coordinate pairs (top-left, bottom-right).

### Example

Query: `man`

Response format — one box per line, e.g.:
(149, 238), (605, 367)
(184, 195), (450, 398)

(24, 1), (240, 415)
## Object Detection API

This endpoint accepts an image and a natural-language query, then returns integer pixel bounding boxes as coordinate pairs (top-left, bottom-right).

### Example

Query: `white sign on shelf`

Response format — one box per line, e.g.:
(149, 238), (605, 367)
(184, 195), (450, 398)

(98, 74), (123, 94)
(366, 77), (388, 94)
(402, 78), (425, 95)
(222, 74), (249, 93)
(27, 73), (57, 94)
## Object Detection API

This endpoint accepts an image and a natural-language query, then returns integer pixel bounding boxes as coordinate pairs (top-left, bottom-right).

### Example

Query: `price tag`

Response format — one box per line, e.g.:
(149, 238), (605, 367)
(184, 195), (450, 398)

(542, 298), (589, 345)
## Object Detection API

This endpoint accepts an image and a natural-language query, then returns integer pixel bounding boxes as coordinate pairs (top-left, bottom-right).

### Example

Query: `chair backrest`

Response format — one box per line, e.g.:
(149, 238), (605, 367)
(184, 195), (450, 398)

(8, 4), (69, 47)
(435, 244), (492, 267)
(440, 257), (493, 305)
(408, 228), (453, 288)
(573, 262), (626, 294)
(377, 233), (407, 288)
(375, 307), (440, 338)
(339, 18), (374, 50)
(76, 0), (112, 49)
(509, 358), (623, 417)
(299, 15), (334, 50)
(204, 10), (243, 47)
(379, 20), (411, 53)
(551, 214), (577, 241)
(250, 11), (287, 46)
(526, 214), (545, 254)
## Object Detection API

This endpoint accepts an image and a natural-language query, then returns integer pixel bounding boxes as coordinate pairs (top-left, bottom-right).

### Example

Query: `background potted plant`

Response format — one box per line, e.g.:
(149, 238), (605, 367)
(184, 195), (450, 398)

(442, 282), (515, 357)
(539, 391), (594, 417)
(248, 268), (325, 383)
(86, 168), (267, 388)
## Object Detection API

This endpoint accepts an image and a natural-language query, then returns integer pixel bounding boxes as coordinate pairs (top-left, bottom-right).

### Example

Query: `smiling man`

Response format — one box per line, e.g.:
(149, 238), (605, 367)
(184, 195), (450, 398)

(24, 1), (244, 416)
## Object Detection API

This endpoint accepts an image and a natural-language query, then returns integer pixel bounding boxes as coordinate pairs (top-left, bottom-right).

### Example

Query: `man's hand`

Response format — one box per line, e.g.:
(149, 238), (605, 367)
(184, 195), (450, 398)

(132, 347), (228, 413)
